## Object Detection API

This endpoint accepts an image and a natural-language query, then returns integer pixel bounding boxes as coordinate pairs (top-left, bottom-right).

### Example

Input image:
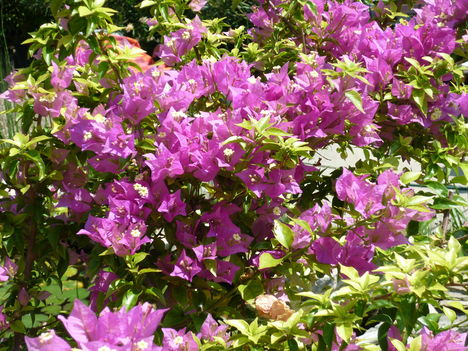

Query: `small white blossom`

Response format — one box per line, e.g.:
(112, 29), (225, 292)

(247, 76), (257, 84)
(273, 207), (281, 216)
(134, 81), (142, 94)
(95, 114), (106, 123)
(39, 331), (54, 344)
(174, 336), (184, 345)
(135, 340), (149, 350)
(133, 184), (149, 197)
(130, 229), (141, 238)
(223, 148), (235, 157)
(83, 131), (92, 141)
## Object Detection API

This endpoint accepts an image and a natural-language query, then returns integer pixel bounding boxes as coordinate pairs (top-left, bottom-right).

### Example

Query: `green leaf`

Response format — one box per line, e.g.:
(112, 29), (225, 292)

(203, 259), (217, 277)
(377, 323), (391, 351)
(21, 103), (35, 134)
(425, 182), (448, 197)
(9, 320), (26, 334)
(322, 323), (335, 349)
(344, 90), (365, 113)
(289, 217), (313, 236)
(231, 0), (242, 10)
(0, 138), (21, 148)
(273, 220), (294, 249)
(305, 1), (318, 15)
(99, 248), (115, 256)
(49, 0), (66, 16)
(225, 319), (250, 335)
(25, 135), (51, 148)
(448, 236), (461, 255)
(339, 265), (359, 280)
(238, 277), (264, 301)
(138, 268), (162, 275)
(390, 339), (407, 351)
(139, 0), (157, 8)
(400, 171), (421, 185)
(405, 195), (432, 207)
(412, 89), (427, 115)
(336, 324), (353, 343)
(405, 57), (425, 73)
(132, 252), (149, 265)
(236, 120), (253, 130)
(431, 198), (468, 210)
(445, 301), (468, 314)
(222, 135), (245, 146)
(258, 253), (283, 270)
(442, 306), (457, 324)
(367, 314), (393, 325)
(408, 336), (422, 351)
(418, 313), (440, 332)
(23, 150), (46, 180)
(122, 289), (140, 310)
(288, 339), (299, 351)
(78, 6), (94, 17)
(265, 127), (290, 137)
(459, 163), (468, 183)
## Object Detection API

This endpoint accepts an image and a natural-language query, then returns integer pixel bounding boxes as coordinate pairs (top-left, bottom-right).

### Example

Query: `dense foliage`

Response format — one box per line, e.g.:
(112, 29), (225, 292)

(0, 0), (467, 350)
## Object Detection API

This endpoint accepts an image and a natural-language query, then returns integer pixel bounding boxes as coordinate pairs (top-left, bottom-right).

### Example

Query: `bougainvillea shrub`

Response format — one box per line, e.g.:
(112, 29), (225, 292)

(0, 0), (467, 349)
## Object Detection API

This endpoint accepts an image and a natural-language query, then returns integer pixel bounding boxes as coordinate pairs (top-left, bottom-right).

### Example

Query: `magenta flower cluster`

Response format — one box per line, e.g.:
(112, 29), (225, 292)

(1, 0), (465, 287)
(25, 300), (229, 350)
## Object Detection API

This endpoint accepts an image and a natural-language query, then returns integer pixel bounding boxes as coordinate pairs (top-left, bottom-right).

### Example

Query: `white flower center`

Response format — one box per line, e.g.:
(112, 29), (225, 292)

(273, 207), (281, 216)
(95, 114), (106, 123)
(174, 336), (184, 345)
(130, 229), (141, 238)
(223, 148), (234, 157)
(172, 110), (187, 119)
(133, 184), (149, 197)
(135, 340), (149, 350)
(233, 233), (241, 241)
(39, 94), (55, 103)
(247, 76), (257, 84)
(98, 347), (116, 351)
(83, 131), (92, 141)
(133, 81), (142, 94)
(39, 331), (54, 344)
